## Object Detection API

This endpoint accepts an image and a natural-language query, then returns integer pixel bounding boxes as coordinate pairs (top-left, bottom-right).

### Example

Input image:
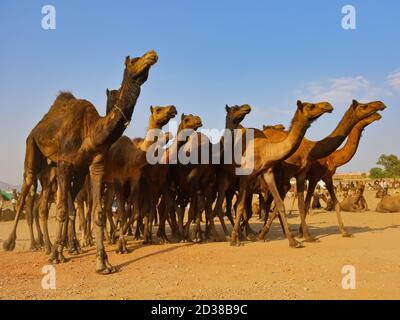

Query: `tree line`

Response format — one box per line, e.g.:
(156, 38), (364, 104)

(370, 154), (400, 179)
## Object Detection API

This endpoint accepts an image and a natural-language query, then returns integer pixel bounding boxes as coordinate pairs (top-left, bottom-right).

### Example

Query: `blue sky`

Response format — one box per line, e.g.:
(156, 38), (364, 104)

(0, 0), (399, 184)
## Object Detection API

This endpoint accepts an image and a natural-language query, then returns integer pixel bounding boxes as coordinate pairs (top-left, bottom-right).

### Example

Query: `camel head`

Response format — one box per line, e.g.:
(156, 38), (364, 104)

(225, 104), (252, 125)
(106, 88), (119, 114)
(149, 105), (178, 128)
(179, 113), (203, 131)
(296, 100), (334, 123)
(345, 100), (386, 124)
(124, 50), (158, 85)
(357, 111), (382, 128)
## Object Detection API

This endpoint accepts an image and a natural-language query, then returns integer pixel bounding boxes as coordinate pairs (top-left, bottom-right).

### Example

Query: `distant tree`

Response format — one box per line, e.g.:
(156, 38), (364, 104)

(369, 167), (384, 179)
(369, 154), (400, 179)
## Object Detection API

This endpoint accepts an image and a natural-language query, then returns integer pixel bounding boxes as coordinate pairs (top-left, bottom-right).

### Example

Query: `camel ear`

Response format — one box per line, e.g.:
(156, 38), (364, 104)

(181, 113), (185, 120)
(263, 125), (267, 130)
(106, 88), (109, 95)
(297, 100), (303, 110)
(225, 104), (230, 112)
(352, 99), (358, 108)
(125, 56), (130, 66)
(150, 105), (153, 113)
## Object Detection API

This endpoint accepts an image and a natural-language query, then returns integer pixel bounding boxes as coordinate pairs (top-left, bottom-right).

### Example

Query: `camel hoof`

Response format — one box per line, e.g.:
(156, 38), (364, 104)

(289, 241), (304, 248)
(29, 243), (40, 251)
(158, 237), (170, 244)
(342, 233), (353, 238)
(96, 265), (117, 275)
(115, 238), (129, 254)
(68, 240), (82, 255)
(49, 251), (68, 264)
(246, 234), (257, 241)
(305, 236), (319, 243)
(3, 236), (16, 251)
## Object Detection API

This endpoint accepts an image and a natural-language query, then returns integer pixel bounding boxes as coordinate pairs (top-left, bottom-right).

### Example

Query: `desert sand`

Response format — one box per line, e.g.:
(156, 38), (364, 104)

(0, 190), (399, 300)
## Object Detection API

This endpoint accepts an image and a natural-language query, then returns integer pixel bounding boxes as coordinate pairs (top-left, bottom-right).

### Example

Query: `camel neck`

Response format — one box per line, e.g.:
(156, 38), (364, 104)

(309, 113), (357, 160)
(265, 110), (309, 162)
(94, 71), (141, 147)
(331, 125), (364, 168)
(225, 117), (243, 131)
(141, 117), (167, 152)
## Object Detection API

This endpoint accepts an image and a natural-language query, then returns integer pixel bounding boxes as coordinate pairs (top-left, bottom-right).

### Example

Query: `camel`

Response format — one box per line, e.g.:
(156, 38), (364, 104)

(340, 184), (367, 212)
(376, 190), (400, 212)
(231, 100), (334, 247)
(103, 104), (177, 253)
(259, 100), (386, 242)
(3, 50), (158, 274)
(303, 112), (382, 218)
(212, 104), (252, 238)
(158, 113), (207, 242)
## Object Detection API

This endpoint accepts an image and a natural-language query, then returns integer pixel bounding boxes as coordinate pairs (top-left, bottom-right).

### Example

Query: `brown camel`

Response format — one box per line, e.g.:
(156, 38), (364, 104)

(231, 100), (334, 247)
(259, 100), (386, 242)
(340, 183), (367, 212)
(3, 50), (158, 274)
(304, 112), (382, 217)
(376, 188), (400, 212)
(212, 104), (252, 238)
(103, 104), (177, 253)
(158, 113), (207, 242)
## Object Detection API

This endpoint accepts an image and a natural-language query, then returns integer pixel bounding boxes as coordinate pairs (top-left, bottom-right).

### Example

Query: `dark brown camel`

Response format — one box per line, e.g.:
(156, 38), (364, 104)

(103, 104), (177, 253)
(212, 104), (252, 238)
(3, 50), (158, 274)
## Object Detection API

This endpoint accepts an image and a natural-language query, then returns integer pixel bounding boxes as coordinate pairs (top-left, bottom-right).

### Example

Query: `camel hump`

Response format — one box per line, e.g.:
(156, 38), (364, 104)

(55, 91), (76, 104)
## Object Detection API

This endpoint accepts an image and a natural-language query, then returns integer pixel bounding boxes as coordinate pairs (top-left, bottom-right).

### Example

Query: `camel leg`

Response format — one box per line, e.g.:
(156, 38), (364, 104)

(261, 170), (302, 248)
(204, 187), (219, 242)
(288, 193), (297, 216)
(38, 181), (53, 254)
(243, 192), (257, 240)
(183, 197), (195, 242)
(296, 175), (317, 242)
(258, 193), (266, 221)
(103, 184), (116, 244)
(90, 160), (115, 274)
(3, 139), (40, 251)
(76, 197), (87, 247)
(49, 162), (71, 264)
(225, 188), (235, 226)
(213, 175), (231, 238)
(114, 183), (128, 254)
(67, 176), (85, 255)
(230, 178), (248, 247)
(25, 188), (39, 251)
(325, 178), (352, 237)
(157, 192), (171, 243)
(304, 178), (318, 221)
(33, 196), (44, 248)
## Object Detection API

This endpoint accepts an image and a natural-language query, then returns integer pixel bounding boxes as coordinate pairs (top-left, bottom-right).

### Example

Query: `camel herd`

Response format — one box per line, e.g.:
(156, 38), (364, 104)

(2, 50), (394, 274)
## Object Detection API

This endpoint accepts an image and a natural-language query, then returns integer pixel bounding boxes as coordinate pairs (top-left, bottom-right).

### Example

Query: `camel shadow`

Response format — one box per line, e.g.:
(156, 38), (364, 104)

(245, 219), (400, 242)
(115, 243), (195, 270)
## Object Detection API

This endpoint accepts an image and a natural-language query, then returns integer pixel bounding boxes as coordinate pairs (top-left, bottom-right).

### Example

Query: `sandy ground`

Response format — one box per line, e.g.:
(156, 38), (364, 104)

(0, 190), (399, 300)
